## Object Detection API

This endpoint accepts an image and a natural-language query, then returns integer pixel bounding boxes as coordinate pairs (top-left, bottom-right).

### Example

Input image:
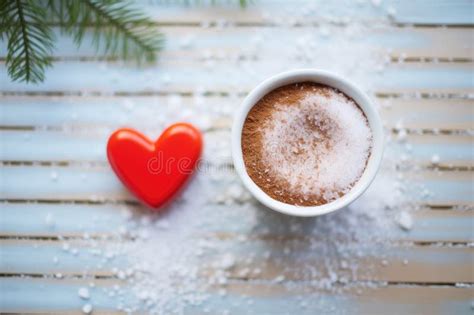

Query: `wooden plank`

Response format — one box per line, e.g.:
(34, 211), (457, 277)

(210, 242), (474, 283)
(0, 129), (472, 169)
(0, 130), (238, 165)
(0, 163), (472, 202)
(137, 0), (474, 26)
(0, 201), (472, 242)
(0, 240), (127, 277)
(1, 96), (473, 131)
(0, 62), (472, 95)
(0, 277), (472, 314)
(379, 98), (474, 130)
(1, 26), (471, 60)
(0, 278), (126, 314)
(1, 239), (472, 283)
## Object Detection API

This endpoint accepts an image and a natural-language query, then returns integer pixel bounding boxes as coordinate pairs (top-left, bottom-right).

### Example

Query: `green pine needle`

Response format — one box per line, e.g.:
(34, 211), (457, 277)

(0, 0), (248, 84)
(47, 0), (164, 64)
(0, 0), (55, 83)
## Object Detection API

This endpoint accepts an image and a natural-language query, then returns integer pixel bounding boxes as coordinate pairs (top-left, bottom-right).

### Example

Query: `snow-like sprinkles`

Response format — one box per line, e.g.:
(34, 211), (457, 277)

(36, 1), (444, 313)
(261, 88), (373, 202)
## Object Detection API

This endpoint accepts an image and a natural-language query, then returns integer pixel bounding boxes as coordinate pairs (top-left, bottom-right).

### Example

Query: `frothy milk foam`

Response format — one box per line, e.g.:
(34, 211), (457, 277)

(242, 83), (373, 206)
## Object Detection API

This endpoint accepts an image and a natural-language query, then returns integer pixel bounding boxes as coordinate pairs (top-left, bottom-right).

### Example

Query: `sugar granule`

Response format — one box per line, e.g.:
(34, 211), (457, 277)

(64, 3), (434, 314)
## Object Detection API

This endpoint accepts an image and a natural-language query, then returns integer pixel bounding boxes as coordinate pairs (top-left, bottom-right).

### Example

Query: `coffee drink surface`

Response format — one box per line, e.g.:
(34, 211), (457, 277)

(242, 82), (373, 206)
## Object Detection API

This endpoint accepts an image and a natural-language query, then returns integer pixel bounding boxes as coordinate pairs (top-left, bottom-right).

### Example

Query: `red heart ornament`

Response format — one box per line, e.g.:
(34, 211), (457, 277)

(107, 123), (202, 209)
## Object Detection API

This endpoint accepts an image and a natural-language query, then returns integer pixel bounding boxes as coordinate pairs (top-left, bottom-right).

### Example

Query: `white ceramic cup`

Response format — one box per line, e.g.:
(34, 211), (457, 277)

(231, 69), (384, 217)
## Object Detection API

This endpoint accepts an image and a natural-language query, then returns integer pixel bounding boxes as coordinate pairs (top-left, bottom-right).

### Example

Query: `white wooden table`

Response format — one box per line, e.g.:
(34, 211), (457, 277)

(1, 1), (473, 314)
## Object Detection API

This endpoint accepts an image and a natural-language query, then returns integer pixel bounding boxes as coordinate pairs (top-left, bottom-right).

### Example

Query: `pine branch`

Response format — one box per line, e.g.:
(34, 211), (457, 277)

(0, 0), (54, 83)
(47, 0), (164, 63)
(0, 0), (248, 84)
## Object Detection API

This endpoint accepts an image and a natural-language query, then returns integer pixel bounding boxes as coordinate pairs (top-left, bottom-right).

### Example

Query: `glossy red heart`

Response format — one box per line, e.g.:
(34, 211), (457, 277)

(107, 123), (202, 209)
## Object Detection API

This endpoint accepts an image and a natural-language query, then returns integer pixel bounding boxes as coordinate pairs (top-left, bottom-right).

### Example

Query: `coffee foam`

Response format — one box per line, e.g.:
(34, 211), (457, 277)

(259, 86), (373, 204)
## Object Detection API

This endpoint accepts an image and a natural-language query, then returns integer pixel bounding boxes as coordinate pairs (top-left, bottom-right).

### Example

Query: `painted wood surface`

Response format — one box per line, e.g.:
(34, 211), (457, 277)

(0, 0), (473, 314)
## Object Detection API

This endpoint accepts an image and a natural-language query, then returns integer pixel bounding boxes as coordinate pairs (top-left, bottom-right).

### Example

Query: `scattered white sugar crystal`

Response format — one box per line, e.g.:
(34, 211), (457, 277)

(395, 120), (404, 130)
(62, 243), (70, 251)
(138, 291), (149, 301)
(220, 254), (236, 270)
(431, 154), (440, 164)
(274, 275), (285, 283)
(179, 35), (194, 49)
(217, 276), (228, 285)
(238, 268), (250, 277)
(387, 6), (397, 17)
(78, 287), (90, 300)
(371, 0), (382, 7)
(340, 260), (349, 269)
(396, 129), (407, 142)
(63, 5), (432, 314)
(218, 289), (227, 296)
(45, 213), (55, 228)
(397, 211), (413, 231)
(227, 184), (244, 199)
(117, 270), (126, 280)
(400, 154), (408, 162)
(261, 89), (372, 202)
(118, 226), (128, 236)
(50, 171), (58, 181)
(105, 252), (115, 259)
(237, 235), (247, 243)
(82, 303), (93, 314)
(403, 259), (409, 265)
(156, 219), (170, 230)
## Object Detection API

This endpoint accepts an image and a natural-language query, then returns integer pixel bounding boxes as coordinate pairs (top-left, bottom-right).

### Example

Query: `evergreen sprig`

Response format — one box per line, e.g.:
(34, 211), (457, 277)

(47, 0), (164, 63)
(0, 0), (248, 84)
(1, 0), (55, 83)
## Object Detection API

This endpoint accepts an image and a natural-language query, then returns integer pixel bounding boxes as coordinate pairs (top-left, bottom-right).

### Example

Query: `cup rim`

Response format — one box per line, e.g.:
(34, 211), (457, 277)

(231, 69), (384, 217)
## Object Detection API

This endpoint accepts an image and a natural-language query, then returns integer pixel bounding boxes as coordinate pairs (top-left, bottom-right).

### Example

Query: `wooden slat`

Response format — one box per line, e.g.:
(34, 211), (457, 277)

(0, 240), (127, 277)
(0, 163), (472, 202)
(1, 96), (473, 131)
(1, 277), (472, 314)
(0, 278), (125, 314)
(139, 0), (474, 26)
(0, 201), (472, 242)
(1, 26), (471, 60)
(1, 239), (472, 283)
(0, 129), (472, 170)
(0, 62), (472, 95)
